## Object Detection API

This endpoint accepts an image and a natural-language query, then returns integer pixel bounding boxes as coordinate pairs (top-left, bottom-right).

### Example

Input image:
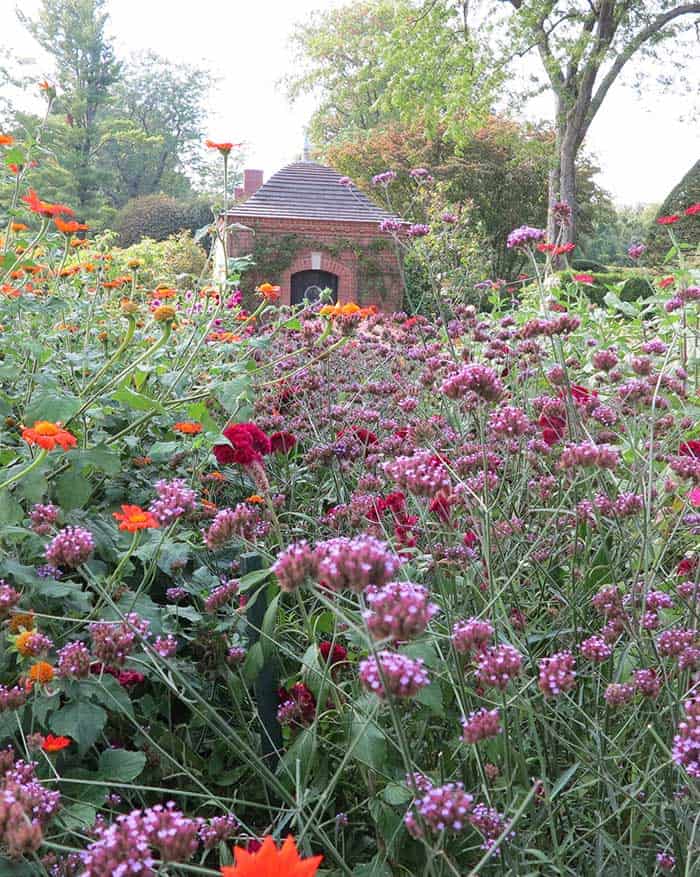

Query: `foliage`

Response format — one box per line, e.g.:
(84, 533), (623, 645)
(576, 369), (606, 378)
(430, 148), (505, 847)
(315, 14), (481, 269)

(580, 202), (659, 266)
(647, 159), (700, 263)
(9, 2), (218, 228)
(19, 0), (121, 220)
(110, 230), (209, 286)
(324, 115), (611, 278)
(114, 194), (212, 247)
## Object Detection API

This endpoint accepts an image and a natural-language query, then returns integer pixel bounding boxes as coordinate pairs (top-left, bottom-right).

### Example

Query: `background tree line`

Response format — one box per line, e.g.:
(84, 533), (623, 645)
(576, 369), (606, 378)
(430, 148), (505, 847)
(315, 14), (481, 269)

(2, 0), (240, 240)
(286, 0), (699, 273)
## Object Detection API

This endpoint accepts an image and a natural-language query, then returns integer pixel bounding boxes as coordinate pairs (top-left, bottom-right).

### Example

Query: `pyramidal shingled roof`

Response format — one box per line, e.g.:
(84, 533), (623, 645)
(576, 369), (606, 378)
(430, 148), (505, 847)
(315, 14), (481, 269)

(227, 160), (403, 223)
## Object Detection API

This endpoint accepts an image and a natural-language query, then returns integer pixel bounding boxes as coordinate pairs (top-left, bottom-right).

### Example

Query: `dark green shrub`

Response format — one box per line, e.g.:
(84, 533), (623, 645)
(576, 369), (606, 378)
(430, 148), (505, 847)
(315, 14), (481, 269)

(646, 160), (700, 264)
(620, 275), (654, 302)
(571, 258), (609, 273)
(115, 195), (213, 247)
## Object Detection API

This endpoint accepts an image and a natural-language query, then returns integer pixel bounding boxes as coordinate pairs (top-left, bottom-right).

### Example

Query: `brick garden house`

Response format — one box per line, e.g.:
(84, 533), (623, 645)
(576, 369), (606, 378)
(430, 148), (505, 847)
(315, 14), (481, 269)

(222, 160), (406, 311)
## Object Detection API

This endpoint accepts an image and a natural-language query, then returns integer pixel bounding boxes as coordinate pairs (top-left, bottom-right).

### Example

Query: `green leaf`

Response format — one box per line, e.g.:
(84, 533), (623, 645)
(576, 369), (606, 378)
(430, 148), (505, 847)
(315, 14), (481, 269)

(24, 391), (82, 425)
(0, 490), (23, 525)
(113, 384), (165, 413)
(382, 782), (412, 805)
(213, 376), (253, 413)
(55, 469), (92, 510)
(60, 803), (97, 831)
(415, 680), (443, 715)
(603, 291), (637, 317)
(551, 762), (580, 800)
(350, 717), (386, 771)
(73, 445), (121, 475)
(98, 748), (146, 782)
(51, 701), (107, 748)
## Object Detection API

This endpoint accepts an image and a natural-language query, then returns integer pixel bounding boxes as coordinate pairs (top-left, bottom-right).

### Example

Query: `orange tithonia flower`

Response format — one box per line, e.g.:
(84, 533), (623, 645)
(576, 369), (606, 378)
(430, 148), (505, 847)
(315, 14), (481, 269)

(246, 494), (265, 504)
(173, 422), (203, 435)
(320, 302), (376, 317)
(113, 505), (160, 532)
(10, 222), (29, 233)
(153, 304), (177, 323)
(21, 188), (75, 218)
(54, 217), (89, 235)
(0, 134), (14, 146)
(205, 139), (242, 156)
(9, 612), (35, 634)
(15, 629), (38, 656)
(221, 835), (323, 877)
(42, 734), (71, 753)
(256, 282), (281, 302)
(28, 661), (54, 684)
(22, 421), (77, 452)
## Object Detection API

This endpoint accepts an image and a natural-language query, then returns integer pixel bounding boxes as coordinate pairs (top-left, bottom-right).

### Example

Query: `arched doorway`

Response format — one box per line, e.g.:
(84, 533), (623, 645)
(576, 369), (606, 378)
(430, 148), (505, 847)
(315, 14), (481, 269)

(291, 270), (338, 306)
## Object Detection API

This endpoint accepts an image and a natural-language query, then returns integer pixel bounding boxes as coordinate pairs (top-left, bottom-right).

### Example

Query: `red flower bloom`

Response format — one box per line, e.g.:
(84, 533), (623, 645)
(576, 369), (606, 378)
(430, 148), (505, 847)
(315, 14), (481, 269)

(42, 734), (71, 753)
(677, 556), (697, 577)
(205, 139), (242, 156)
(572, 273), (594, 285)
(338, 426), (378, 446)
(685, 203), (700, 216)
(538, 413), (566, 445)
(659, 276), (675, 289)
(690, 486), (700, 507)
(657, 215), (680, 225)
(680, 440), (700, 459)
(567, 384), (598, 406)
(213, 422), (271, 466)
(221, 835), (322, 877)
(113, 505), (160, 532)
(319, 641), (347, 665)
(269, 431), (297, 454)
(21, 188), (75, 218)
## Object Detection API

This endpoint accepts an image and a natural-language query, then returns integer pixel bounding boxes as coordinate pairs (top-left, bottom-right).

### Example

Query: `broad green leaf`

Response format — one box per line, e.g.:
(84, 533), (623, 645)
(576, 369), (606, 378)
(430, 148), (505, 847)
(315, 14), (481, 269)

(55, 469), (92, 510)
(24, 391), (82, 425)
(0, 490), (23, 525)
(98, 748), (146, 782)
(113, 384), (165, 413)
(51, 701), (107, 748)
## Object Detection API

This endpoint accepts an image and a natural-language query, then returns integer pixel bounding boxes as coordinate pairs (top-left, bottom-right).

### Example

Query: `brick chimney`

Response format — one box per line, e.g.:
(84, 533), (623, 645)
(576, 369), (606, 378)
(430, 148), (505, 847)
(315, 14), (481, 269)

(243, 169), (264, 197)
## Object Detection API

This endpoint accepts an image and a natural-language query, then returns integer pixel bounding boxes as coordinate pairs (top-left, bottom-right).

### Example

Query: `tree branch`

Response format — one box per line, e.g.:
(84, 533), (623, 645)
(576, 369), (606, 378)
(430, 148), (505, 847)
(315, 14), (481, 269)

(582, 2), (700, 139)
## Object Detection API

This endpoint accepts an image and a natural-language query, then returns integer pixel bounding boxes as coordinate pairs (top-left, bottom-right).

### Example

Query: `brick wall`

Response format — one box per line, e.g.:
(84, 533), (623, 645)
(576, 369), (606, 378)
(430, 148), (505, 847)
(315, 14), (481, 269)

(225, 215), (404, 312)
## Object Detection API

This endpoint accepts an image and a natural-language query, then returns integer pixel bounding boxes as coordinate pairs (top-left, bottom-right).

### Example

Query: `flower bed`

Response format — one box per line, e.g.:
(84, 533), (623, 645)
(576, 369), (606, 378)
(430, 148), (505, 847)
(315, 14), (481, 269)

(0, 123), (699, 874)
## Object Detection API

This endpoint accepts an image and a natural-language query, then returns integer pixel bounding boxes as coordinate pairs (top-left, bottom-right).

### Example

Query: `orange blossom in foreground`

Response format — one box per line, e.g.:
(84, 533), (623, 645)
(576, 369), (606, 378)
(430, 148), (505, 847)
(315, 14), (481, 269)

(221, 835), (322, 877)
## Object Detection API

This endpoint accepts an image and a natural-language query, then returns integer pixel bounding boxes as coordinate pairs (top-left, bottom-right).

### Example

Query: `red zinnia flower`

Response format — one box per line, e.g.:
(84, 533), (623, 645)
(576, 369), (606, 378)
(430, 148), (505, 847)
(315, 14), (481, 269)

(42, 734), (71, 753)
(657, 215), (680, 225)
(659, 277), (675, 289)
(680, 440), (700, 459)
(269, 431), (297, 453)
(685, 203), (700, 216)
(572, 273), (594, 285)
(319, 641), (347, 665)
(221, 835), (322, 876)
(213, 423), (271, 466)
(113, 505), (160, 532)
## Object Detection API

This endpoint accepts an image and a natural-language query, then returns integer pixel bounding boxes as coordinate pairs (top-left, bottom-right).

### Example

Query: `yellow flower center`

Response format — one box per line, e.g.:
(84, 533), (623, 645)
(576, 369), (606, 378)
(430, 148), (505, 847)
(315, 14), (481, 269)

(33, 421), (60, 436)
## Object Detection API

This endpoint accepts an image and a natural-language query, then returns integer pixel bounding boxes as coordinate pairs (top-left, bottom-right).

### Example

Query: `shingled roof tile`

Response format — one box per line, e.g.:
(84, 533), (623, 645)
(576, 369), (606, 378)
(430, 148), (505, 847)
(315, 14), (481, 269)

(226, 160), (404, 223)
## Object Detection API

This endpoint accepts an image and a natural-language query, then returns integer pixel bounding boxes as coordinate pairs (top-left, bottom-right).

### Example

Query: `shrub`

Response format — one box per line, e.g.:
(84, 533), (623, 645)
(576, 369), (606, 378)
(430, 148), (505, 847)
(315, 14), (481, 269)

(111, 230), (208, 286)
(646, 159), (700, 264)
(115, 194), (213, 247)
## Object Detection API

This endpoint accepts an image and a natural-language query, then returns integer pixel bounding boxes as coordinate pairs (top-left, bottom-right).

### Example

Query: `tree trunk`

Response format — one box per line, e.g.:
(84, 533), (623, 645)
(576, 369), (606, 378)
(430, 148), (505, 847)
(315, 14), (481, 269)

(559, 139), (577, 243)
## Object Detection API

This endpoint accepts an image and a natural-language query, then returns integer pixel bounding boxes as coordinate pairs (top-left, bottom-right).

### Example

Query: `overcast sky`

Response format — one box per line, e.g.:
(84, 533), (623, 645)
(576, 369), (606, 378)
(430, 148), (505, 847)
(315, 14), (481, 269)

(5, 0), (699, 206)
